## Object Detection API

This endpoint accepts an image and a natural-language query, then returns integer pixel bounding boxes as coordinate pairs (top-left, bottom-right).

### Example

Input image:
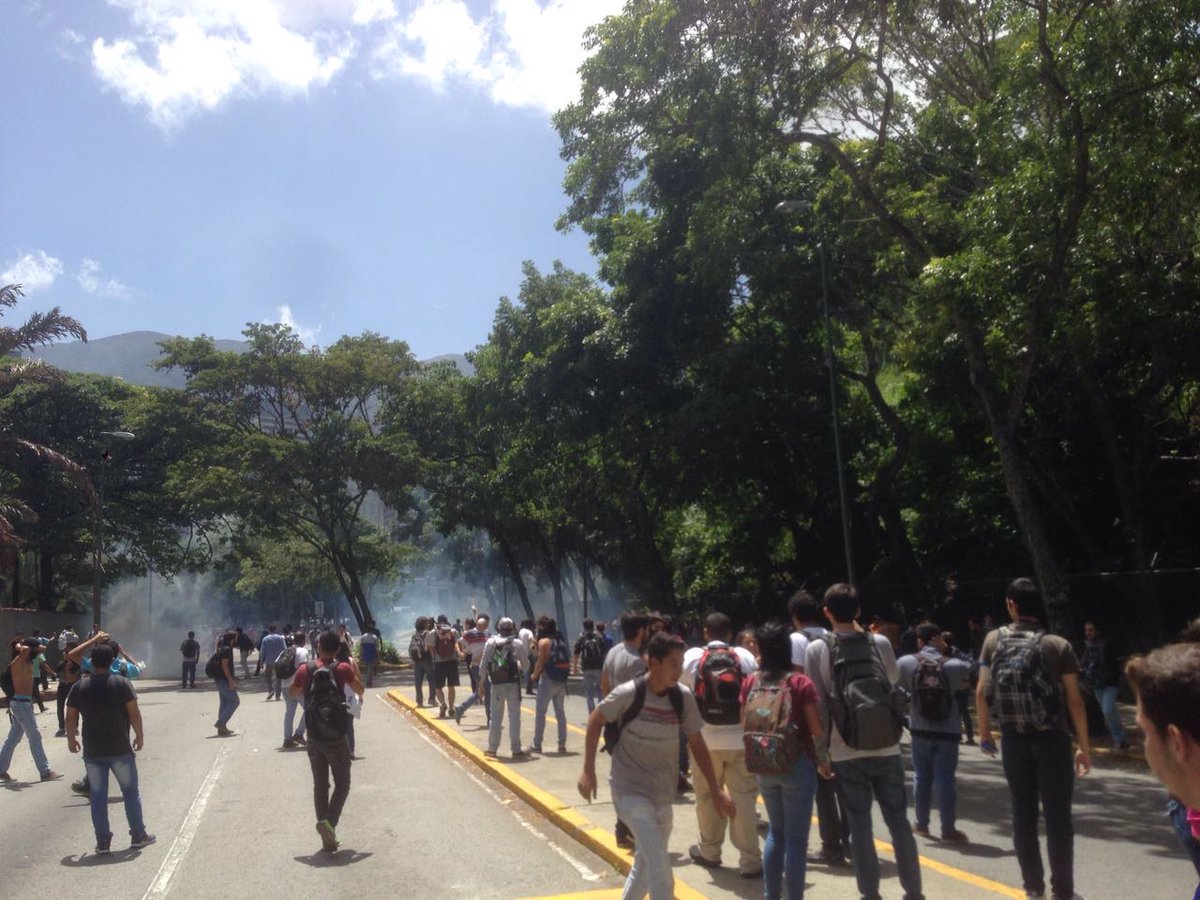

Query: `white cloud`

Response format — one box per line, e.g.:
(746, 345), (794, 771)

(276, 304), (322, 346)
(76, 258), (131, 299)
(1, 251), (64, 292)
(91, 0), (354, 129)
(84, 0), (619, 126)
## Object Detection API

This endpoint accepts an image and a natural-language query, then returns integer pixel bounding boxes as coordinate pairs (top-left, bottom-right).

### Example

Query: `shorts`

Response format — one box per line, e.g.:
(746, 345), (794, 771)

(433, 660), (460, 689)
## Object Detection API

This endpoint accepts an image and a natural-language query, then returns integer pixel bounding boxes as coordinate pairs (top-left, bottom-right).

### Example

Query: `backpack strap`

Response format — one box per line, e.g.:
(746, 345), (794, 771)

(667, 685), (684, 720)
(617, 675), (649, 733)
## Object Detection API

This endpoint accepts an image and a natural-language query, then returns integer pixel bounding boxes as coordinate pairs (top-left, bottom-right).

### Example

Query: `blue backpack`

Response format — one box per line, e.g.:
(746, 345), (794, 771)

(545, 635), (571, 682)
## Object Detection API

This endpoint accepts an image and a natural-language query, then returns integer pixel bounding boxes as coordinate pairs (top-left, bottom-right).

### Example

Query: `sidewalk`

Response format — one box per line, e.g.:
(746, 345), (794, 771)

(387, 682), (1027, 900)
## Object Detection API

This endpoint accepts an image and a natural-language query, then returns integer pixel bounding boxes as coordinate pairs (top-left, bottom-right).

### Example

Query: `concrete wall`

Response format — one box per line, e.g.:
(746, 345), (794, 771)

(0, 608), (85, 668)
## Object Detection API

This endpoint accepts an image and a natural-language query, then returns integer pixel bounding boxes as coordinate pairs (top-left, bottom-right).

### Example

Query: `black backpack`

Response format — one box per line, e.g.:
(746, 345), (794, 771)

(304, 661), (349, 743)
(913, 655), (953, 721)
(274, 646), (298, 679)
(205, 650), (225, 680)
(487, 637), (520, 684)
(828, 632), (906, 750)
(692, 646), (745, 726)
(602, 675), (684, 753)
(578, 632), (605, 670)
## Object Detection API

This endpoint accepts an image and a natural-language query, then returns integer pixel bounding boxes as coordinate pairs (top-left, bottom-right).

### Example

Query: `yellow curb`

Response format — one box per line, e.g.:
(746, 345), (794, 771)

(515, 891), (624, 900)
(386, 690), (705, 900)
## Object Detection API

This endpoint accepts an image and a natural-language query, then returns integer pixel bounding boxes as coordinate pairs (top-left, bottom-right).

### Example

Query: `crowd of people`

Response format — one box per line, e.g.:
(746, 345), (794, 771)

(412, 582), (1200, 900)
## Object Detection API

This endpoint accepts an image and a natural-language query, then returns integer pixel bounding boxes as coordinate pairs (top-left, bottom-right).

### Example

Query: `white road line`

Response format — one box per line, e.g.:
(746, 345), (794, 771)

(376, 694), (603, 883)
(141, 745), (232, 900)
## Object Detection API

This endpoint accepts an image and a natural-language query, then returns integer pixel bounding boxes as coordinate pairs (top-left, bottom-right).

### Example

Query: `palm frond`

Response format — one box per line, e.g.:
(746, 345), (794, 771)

(0, 359), (67, 392)
(0, 437), (98, 506)
(0, 283), (23, 310)
(0, 306), (88, 356)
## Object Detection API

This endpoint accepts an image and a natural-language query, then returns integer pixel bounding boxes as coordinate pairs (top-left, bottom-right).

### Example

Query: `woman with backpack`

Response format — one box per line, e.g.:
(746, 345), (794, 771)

(740, 621), (825, 900)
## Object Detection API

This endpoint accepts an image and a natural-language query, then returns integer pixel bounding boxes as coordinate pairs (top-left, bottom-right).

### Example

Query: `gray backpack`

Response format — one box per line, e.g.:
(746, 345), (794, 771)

(828, 633), (906, 750)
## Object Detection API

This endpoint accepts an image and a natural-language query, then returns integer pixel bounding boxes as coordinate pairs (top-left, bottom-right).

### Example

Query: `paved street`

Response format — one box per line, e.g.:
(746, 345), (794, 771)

(2, 667), (1195, 900)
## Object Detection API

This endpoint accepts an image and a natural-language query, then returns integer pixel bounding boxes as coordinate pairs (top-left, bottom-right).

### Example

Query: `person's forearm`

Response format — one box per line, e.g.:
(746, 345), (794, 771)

(583, 713), (603, 774)
(1067, 691), (1091, 752)
(130, 709), (144, 742)
(976, 685), (993, 740)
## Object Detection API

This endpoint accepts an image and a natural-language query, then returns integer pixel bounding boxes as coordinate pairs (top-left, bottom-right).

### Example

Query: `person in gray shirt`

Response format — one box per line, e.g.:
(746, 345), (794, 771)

(897, 623), (972, 843)
(600, 610), (651, 849)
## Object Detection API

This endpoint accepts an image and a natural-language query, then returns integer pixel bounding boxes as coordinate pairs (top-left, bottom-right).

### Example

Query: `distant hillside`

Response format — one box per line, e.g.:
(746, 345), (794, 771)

(25, 332), (473, 389)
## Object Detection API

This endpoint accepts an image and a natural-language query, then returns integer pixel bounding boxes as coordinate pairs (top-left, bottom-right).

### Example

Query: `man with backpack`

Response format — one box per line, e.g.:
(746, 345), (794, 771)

(235, 626), (254, 679)
(180, 631), (200, 690)
(788, 589), (851, 868)
(260, 625), (287, 700)
(479, 617), (529, 758)
(898, 623), (972, 843)
(425, 614), (460, 718)
(408, 616), (435, 707)
(528, 615), (571, 754)
(208, 631), (240, 737)
(574, 618), (607, 714)
(601, 610), (651, 849)
(289, 630), (363, 853)
(680, 612), (762, 877)
(806, 583), (924, 900)
(976, 578), (1091, 900)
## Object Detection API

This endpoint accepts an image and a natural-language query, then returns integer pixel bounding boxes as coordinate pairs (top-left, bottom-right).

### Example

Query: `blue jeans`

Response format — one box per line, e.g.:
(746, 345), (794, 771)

(532, 678), (567, 750)
(457, 665), (489, 720)
(284, 693), (307, 741)
(1093, 686), (1127, 746)
(582, 669), (602, 713)
(412, 659), (435, 706)
(910, 736), (959, 834)
(833, 755), (923, 900)
(0, 699), (50, 775)
(85, 753), (145, 840)
(759, 755), (818, 900)
(216, 682), (240, 727)
(1000, 728), (1075, 899)
(488, 682), (523, 753)
(181, 660), (197, 687)
(613, 791), (674, 900)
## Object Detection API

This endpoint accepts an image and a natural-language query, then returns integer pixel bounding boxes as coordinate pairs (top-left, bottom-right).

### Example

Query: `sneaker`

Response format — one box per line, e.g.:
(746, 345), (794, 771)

(316, 818), (339, 852)
(453, 707), (463, 725)
(808, 850), (849, 867)
(282, 739), (297, 749)
(0, 772), (12, 783)
(510, 750), (530, 759)
(130, 832), (157, 848)
(71, 779), (89, 795)
(941, 829), (970, 843)
(615, 827), (635, 850)
(1025, 892), (1045, 899)
(292, 733), (306, 745)
(740, 867), (763, 879)
(483, 749), (498, 757)
(95, 835), (112, 855)
(526, 745), (542, 754)
(439, 706), (448, 719)
(216, 726), (235, 737)
(688, 844), (721, 869)
(677, 774), (693, 793)
(41, 770), (63, 782)
(912, 823), (930, 836)
(54, 729), (66, 738)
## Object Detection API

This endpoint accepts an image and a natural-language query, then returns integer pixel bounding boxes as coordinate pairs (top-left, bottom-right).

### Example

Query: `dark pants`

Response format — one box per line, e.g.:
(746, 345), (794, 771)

(815, 773), (850, 857)
(955, 690), (974, 741)
(1000, 729), (1075, 899)
(308, 738), (352, 827)
(57, 683), (70, 731)
(182, 660), (197, 688)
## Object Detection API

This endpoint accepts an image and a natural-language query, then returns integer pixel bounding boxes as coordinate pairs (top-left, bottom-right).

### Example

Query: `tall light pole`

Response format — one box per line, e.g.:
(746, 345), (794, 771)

(92, 430), (135, 629)
(775, 201), (857, 587)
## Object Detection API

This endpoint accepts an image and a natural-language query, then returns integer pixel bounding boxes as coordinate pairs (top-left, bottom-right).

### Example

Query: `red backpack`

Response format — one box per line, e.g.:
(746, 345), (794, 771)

(692, 646), (745, 725)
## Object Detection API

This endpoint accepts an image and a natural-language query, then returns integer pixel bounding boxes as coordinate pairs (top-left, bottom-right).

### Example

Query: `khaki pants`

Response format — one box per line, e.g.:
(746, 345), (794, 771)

(692, 746), (762, 872)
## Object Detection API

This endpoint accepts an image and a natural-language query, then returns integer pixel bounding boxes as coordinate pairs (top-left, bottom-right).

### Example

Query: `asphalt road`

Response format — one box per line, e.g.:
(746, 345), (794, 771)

(0, 673), (623, 899)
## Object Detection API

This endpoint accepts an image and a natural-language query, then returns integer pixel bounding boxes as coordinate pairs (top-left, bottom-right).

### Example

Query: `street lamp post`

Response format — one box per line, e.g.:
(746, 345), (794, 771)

(92, 430), (135, 629)
(775, 201), (857, 586)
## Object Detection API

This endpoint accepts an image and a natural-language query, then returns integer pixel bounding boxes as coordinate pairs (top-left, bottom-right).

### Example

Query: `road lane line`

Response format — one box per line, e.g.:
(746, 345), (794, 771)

(141, 745), (232, 900)
(376, 694), (603, 884)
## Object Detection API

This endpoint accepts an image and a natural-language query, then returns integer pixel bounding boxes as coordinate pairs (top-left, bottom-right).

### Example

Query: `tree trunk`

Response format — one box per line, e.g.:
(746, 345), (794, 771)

(38, 550), (54, 610)
(496, 534), (535, 621)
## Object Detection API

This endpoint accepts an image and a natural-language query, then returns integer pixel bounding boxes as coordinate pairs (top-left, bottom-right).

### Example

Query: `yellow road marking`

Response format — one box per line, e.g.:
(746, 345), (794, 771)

(514, 892), (624, 900)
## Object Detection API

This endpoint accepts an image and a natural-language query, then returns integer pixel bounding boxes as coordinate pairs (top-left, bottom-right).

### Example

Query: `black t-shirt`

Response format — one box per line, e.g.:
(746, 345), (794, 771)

(66, 674), (136, 757)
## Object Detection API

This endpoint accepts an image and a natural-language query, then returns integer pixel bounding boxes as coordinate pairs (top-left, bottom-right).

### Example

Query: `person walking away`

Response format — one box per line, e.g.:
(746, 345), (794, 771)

(519, 618), (537, 695)
(57, 624), (79, 652)
(976, 578), (1092, 900)
(454, 615), (492, 724)
(1080, 621), (1129, 751)
(56, 641), (83, 737)
(425, 615), (460, 718)
(1125, 640), (1200, 900)
(574, 618), (607, 715)
(358, 619), (381, 688)
(741, 621), (825, 900)
(281, 631), (310, 748)
(601, 610), (651, 849)
(480, 617), (529, 758)
(64, 641), (154, 853)
(209, 631), (240, 736)
(898, 624), (971, 843)
(596, 621), (614, 654)
(529, 616), (571, 754)
(806, 583), (924, 900)
(334, 641), (363, 759)
(578, 631), (737, 900)
(788, 589), (850, 868)
(290, 630), (363, 852)
(259, 626), (287, 700)
(408, 617), (435, 706)
(180, 631), (200, 689)
(941, 630), (977, 744)
(0, 638), (63, 782)
(235, 627), (254, 679)
(681, 611), (762, 876)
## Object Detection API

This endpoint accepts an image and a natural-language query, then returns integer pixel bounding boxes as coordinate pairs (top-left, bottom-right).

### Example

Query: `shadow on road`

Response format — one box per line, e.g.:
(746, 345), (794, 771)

(60, 849), (143, 866)
(294, 850), (373, 867)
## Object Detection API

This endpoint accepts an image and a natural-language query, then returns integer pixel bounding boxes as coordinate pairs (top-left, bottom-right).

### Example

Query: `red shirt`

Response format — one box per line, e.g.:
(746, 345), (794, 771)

(291, 658), (355, 693)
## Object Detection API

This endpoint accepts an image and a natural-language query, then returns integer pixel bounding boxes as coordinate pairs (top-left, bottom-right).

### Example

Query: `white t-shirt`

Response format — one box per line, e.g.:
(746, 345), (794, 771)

(790, 625), (829, 669)
(680, 642), (758, 752)
(283, 646), (310, 691)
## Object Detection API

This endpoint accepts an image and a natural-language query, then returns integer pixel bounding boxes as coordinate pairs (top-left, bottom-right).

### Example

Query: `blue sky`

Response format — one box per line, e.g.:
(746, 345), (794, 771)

(1, 0), (620, 358)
